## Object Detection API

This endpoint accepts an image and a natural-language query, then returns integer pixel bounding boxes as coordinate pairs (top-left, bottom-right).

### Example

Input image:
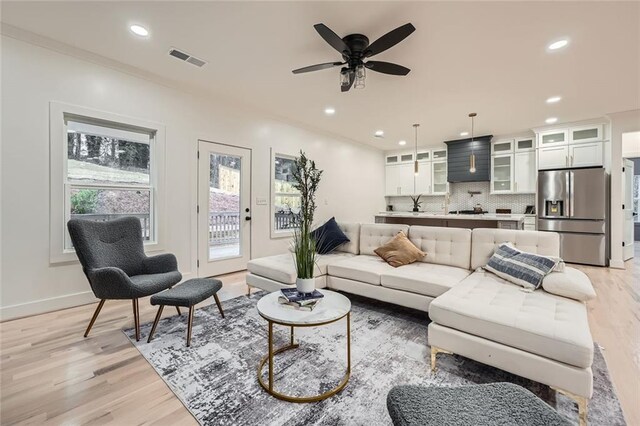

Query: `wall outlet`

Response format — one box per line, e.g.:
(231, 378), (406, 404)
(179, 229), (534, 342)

(256, 197), (267, 205)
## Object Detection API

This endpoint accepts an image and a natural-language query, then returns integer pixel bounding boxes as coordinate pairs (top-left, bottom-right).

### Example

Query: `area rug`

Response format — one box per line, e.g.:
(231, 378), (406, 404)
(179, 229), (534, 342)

(124, 292), (626, 426)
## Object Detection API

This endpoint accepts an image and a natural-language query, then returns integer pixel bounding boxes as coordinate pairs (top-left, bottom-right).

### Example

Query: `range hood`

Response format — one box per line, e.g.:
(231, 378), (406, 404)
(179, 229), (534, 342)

(444, 135), (492, 182)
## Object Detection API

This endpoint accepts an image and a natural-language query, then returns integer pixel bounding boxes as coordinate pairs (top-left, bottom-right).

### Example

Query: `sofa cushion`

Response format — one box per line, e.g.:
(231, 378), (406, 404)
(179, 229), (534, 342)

(374, 232), (426, 267)
(247, 252), (355, 284)
(381, 263), (471, 298)
(429, 270), (593, 368)
(408, 226), (472, 270)
(327, 255), (396, 285)
(471, 229), (560, 270)
(359, 224), (410, 256)
(484, 243), (562, 290)
(335, 222), (361, 255)
(542, 267), (596, 302)
(312, 217), (350, 254)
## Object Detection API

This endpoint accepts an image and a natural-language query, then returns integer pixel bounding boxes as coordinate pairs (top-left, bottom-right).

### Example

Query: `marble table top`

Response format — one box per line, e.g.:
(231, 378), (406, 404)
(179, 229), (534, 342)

(256, 289), (351, 326)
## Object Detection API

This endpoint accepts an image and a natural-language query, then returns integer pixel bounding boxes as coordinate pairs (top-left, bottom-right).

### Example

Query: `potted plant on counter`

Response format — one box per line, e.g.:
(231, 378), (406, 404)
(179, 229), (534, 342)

(410, 194), (422, 212)
(291, 150), (323, 294)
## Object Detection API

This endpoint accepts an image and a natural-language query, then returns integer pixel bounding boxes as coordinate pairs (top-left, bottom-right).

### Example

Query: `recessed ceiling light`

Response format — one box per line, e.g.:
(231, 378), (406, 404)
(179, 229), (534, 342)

(545, 117), (558, 124)
(460, 132), (469, 137)
(130, 24), (149, 37)
(546, 96), (562, 104)
(548, 39), (568, 51)
(398, 140), (407, 146)
(374, 130), (384, 137)
(324, 107), (335, 115)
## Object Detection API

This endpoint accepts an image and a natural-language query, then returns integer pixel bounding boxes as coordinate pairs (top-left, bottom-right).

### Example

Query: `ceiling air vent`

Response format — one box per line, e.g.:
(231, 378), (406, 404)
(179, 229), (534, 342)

(168, 48), (207, 68)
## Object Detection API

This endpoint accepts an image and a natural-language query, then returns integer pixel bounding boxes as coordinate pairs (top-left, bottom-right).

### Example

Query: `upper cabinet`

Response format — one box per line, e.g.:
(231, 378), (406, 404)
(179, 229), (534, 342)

(569, 124), (603, 144)
(539, 129), (568, 147)
(536, 122), (606, 170)
(515, 137), (535, 152)
(491, 139), (514, 154)
(384, 147), (447, 196)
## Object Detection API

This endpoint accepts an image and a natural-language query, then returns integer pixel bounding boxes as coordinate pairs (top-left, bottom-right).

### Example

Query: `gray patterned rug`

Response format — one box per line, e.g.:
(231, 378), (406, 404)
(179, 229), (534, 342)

(124, 292), (625, 426)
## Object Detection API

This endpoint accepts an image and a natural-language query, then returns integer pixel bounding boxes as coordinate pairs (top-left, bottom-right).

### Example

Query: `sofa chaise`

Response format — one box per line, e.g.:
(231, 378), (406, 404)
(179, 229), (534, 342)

(246, 223), (595, 425)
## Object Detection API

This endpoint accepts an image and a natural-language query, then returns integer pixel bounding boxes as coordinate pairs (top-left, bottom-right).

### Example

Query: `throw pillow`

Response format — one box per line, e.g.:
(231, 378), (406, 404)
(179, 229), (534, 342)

(542, 267), (596, 301)
(484, 243), (561, 290)
(311, 217), (350, 255)
(374, 231), (426, 267)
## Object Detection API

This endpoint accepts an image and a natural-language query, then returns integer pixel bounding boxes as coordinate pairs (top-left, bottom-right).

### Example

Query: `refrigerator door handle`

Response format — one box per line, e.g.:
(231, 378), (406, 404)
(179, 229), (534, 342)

(569, 171), (575, 217)
(564, 172), (571, 217)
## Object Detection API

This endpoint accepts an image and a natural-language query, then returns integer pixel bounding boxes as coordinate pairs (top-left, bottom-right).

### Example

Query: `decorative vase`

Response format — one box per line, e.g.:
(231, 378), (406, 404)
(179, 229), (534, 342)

(412, 207), (419, 212)
(296, 278), (315, 294)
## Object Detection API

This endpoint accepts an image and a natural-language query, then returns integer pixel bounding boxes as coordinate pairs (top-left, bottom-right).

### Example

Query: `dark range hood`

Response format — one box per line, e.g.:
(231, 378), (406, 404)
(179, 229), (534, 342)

(445, 135), (492, 182)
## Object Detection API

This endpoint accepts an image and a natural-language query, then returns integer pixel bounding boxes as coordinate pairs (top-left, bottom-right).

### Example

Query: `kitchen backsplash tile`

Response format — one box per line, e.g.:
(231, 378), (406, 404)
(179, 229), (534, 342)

(386, 181), (535, 214)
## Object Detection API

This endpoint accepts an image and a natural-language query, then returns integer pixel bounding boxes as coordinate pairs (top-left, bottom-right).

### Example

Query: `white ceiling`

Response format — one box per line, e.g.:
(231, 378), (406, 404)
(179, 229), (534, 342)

(2, 1), (639, 149)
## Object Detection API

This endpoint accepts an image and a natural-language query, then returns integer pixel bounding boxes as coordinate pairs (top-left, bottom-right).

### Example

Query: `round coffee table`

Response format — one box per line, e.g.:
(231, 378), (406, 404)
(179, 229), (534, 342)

(256, 289), (351, 403)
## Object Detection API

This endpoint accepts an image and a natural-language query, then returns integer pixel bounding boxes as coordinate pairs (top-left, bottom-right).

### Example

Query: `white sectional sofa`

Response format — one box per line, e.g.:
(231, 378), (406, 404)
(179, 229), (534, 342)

(246, 223), (595, 425)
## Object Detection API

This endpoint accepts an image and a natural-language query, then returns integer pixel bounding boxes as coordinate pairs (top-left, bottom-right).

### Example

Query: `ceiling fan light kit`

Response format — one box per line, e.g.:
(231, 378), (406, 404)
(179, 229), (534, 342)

(293, 22), (415, 92)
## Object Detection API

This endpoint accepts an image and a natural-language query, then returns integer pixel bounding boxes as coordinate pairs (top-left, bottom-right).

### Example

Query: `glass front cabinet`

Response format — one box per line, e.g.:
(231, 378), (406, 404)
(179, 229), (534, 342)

(491, 154), (514, 193)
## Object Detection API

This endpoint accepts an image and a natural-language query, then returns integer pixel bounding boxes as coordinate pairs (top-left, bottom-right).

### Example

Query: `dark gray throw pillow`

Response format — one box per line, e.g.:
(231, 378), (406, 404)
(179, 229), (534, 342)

(484, 243), (561, 290)
(311, 217), (350, 255)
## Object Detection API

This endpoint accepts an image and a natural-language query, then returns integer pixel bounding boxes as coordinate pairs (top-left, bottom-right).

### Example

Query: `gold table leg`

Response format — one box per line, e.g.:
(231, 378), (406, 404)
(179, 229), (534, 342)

(257, 313), (351, 403)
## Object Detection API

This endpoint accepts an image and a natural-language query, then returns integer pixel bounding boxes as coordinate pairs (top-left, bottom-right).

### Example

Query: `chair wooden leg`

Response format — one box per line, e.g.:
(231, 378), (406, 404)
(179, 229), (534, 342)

(247, 285), (251, 297)
(186, 306), (195, 347)
(147, 305), (164, 343)
(132, 299), (141, 341)
(175, 306), (182, 316)
(213, 293), (225, 318)
(84, 299), (106, 338)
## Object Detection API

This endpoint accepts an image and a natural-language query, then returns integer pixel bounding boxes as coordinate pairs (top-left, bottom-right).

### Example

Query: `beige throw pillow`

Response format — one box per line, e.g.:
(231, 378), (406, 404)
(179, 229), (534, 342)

(374, 232), (426, 267)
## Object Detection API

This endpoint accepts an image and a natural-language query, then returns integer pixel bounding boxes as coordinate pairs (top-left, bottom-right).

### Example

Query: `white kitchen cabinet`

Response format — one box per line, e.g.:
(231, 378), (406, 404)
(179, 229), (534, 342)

(569, 142), (603, 168)
(385, 163), (414, 196)
(515, 137), (535, 152)
(539, 129), (569, 147)
(431, 160), (448, 195)
(415, 150), (430, 161)
(415, 161), (432, 195)
(491, 154), (514, 193)
(431, 148), (447, 160)
(523, 216), (536, 231)
(492, 139), (514, 154)
(514, 151), (536, 193)
(385, 154), (400, 165)
(538, 145), (569, 170)
(569, 124), (603, 144)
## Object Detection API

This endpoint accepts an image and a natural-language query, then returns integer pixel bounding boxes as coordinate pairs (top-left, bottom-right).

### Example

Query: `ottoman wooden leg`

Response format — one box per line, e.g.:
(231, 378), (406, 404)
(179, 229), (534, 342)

(186, 306), (195, 347)
(213, 294), (225, 318)
(147, 305), (164, 343)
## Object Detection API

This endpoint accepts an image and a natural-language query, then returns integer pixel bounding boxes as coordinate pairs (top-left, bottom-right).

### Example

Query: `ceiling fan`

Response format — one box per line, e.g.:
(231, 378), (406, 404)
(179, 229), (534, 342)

(292, 23), (416, 92)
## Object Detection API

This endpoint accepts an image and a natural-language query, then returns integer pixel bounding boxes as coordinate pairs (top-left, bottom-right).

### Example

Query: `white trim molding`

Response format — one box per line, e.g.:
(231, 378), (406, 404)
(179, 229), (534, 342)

(49, 101), (167, 263)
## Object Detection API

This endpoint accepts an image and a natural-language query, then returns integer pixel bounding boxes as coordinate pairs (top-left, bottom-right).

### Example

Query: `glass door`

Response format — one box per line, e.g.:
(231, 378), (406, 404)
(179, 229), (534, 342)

(198, 140), (251, 277)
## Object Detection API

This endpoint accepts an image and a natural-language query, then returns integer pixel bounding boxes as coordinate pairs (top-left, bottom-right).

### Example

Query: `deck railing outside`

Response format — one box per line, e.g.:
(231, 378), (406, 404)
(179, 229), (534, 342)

(70, 213), (151, 240)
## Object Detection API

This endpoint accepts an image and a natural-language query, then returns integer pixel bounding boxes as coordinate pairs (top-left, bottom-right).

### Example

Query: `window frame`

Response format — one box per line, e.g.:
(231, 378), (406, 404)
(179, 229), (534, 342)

(49, 102), (166, 263)
(270, 149), (300, 239)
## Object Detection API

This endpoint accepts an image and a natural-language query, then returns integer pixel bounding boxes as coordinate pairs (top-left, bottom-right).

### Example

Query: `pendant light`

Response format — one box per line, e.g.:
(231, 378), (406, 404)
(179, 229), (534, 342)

(468, 113), (477, 174)
(413, 123), (420, 176)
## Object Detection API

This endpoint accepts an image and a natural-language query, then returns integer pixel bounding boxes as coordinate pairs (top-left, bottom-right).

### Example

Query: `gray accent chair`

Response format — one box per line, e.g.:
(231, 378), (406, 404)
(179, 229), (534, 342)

(67, 217), (182, 341)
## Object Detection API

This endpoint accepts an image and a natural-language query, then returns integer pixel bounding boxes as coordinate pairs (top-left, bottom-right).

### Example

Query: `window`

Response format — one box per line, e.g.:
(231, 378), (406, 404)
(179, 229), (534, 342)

(50, 102), (166, 262)
(271, 151), (300, 237)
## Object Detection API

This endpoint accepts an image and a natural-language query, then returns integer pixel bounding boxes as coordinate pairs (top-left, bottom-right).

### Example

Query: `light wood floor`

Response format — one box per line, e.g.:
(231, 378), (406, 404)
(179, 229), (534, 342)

(2, 259), (639, 425)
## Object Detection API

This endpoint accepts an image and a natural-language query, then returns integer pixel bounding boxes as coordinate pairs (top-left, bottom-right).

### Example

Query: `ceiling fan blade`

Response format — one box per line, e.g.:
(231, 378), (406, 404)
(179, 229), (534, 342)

(292, 62), (344, 74)
(365, 23), (415, 58)
(341, 70), (355, 92)
(365, 61), (411, 76)
(314, 23), (351, 56)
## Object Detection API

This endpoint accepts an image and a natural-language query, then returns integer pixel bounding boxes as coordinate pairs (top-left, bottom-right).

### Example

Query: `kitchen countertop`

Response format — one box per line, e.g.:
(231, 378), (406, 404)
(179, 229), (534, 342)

(376, 212), (526, 221)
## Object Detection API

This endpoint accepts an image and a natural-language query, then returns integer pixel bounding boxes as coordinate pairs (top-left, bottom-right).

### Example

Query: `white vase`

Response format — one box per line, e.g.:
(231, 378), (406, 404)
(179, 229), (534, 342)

(296, 278), (315, 294)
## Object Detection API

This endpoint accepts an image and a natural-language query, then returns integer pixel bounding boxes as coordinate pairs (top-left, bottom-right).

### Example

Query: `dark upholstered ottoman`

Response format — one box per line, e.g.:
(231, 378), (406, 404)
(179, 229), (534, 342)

(148, 278), (224, 346)
(387, 383), (572, 426)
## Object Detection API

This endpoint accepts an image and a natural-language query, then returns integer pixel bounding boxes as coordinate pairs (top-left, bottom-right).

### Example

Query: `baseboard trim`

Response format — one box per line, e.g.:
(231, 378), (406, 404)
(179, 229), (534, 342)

(609, 259), (625, 269)
(0, 291), (97, 322)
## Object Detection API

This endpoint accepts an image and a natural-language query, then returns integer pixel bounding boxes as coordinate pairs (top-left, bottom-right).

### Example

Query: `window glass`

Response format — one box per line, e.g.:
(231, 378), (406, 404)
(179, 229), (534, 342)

(274, 155), (300, 231)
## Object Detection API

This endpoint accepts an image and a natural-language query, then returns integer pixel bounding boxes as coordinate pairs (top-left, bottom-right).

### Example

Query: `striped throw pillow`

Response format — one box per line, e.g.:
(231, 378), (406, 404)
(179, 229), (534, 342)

(484, 243), (562, 290)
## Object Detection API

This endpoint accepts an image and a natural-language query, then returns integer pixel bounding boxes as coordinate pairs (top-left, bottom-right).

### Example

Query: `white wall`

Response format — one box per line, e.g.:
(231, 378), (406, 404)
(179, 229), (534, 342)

(607, 110), (640, 269)
(0, 35), (385, 319)
(622, 131), (640, 158)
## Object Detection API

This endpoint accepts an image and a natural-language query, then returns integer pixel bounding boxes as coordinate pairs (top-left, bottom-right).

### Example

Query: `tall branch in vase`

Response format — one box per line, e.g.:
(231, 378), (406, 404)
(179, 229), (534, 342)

(291, 150), (323, 292)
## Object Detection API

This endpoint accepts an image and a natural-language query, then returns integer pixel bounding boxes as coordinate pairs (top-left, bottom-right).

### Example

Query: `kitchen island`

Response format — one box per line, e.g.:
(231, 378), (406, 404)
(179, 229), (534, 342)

(375, 212), (525, 230)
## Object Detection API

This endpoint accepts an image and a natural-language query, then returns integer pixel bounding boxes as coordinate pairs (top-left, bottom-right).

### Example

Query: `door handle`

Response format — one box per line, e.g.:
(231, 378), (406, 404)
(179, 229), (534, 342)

(245, 216), (252, 221)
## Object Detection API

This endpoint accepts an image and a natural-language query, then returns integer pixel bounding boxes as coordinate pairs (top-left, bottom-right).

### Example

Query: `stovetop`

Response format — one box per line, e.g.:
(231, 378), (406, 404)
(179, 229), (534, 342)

(449, 210), (489, 215)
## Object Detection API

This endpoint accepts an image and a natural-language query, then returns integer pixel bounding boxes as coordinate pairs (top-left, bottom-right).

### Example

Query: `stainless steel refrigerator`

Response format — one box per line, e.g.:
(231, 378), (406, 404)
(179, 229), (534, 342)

(537, 167), (609, 266)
